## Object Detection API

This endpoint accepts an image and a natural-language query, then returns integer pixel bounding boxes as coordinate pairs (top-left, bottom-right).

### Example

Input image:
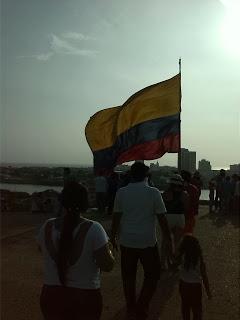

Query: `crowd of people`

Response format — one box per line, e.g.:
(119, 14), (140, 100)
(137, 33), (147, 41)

(94, 171), (129, 215)
(208, 169), (240, 215)
(36, 162), (223, 320)
(94, 167), (240, 219)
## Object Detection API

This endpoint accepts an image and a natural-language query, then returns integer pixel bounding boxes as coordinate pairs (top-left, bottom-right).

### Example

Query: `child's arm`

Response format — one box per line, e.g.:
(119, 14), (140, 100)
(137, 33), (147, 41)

(200, 256), (212, 299)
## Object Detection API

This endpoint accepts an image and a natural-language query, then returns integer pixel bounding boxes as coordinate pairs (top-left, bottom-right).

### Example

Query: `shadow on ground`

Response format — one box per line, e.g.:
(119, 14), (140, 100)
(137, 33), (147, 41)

(148, 272), (178, 320)
(109, 271), (178, 320)
(199, 209), (239, 229)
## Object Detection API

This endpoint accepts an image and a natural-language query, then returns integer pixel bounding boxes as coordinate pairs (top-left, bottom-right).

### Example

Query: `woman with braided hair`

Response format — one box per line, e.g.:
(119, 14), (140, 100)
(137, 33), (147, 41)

(37, 181), (115, 320)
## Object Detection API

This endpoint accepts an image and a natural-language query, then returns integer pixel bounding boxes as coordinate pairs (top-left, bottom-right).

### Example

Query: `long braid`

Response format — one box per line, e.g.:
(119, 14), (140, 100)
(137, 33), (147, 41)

(57, 182), (89, 286)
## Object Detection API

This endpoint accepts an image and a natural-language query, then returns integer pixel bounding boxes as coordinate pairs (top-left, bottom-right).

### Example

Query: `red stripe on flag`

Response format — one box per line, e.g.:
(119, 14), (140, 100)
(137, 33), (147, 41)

(116, 134), (180, 164)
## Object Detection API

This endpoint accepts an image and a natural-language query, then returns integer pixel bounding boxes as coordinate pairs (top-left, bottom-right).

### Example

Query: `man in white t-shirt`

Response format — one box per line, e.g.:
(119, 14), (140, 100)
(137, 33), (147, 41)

(110, 162), (173, 320)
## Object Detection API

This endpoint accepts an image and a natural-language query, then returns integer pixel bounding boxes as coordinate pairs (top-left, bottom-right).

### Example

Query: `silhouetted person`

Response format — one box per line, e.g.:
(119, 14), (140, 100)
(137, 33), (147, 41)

(181, 170), (199, 234)
(94, 175), (108, 214)
(208, 180), (215, 213)
(191, 171), (203, 198)
(214, 169), (226, 211)
(110, 162), (173, 320)
(222, 176), (232, 214)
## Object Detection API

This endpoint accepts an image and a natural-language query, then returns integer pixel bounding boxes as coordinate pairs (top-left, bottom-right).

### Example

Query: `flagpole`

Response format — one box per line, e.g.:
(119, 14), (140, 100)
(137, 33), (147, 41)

(177, 58), (182, 173)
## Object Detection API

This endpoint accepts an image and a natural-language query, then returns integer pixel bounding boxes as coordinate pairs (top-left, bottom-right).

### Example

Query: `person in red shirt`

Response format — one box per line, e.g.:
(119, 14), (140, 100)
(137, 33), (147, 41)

(181, 171), (200, 234)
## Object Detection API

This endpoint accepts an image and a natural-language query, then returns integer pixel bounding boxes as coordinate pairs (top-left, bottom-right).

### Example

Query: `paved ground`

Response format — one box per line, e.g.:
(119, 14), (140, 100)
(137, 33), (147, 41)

(1, 207), (239, 320)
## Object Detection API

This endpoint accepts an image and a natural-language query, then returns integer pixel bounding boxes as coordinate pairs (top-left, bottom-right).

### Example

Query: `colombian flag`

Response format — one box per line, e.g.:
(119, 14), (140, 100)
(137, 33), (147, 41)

(85, 74), (181, 174)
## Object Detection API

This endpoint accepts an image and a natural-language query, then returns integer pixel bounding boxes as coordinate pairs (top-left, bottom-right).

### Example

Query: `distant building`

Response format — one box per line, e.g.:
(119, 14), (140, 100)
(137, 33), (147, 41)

(189, 151), (197, 174)
(198, 159), (212, 178)
(229, 164), (240, 175)
(180, 148), (189, 171)
(179, 148), (196, 173)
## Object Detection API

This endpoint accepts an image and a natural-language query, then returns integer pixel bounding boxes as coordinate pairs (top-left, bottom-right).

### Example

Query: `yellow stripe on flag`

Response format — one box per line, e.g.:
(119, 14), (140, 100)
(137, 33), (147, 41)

(117, 74), (180, 135)
(85, 73), (181, 152)
(85, 106), (120, 151)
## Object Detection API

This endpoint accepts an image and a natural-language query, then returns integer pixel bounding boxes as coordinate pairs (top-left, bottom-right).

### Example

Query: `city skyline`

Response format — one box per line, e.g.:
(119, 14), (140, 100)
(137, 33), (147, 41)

(1, 156), (238, 172)
(1, 0), (240, 168)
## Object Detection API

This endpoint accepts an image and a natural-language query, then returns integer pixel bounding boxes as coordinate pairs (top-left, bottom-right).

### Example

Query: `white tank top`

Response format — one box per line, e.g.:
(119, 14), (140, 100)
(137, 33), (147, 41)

(37, 218), (108, 289)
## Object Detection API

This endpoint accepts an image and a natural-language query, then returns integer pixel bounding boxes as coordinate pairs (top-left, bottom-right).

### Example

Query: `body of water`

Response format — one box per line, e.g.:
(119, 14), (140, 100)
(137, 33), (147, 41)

(0, 183), (63, 194)
(0, 182), (210, 200)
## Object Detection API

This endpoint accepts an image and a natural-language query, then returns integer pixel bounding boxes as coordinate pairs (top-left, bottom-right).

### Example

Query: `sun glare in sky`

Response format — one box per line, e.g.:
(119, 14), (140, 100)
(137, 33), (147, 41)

(220, 0), (240, 57)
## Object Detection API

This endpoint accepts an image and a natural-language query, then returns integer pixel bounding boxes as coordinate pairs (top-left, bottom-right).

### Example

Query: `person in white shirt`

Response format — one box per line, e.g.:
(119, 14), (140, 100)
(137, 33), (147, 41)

(95, 175), (108, 213)
(37, 182), (115, 320)
(110, 162), (173, 320)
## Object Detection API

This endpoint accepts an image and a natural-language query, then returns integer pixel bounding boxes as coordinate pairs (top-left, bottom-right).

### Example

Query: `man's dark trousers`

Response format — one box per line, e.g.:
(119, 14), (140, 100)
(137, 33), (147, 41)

(120, 244), (161, 319)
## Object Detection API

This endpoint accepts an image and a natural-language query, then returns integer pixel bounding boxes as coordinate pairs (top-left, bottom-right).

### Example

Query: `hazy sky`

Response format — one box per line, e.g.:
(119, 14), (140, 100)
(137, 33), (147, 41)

(1, 0), (240, 169)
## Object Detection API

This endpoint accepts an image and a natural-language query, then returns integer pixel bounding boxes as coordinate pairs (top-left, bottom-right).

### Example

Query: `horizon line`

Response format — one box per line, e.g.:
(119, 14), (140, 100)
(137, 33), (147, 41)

(0, 161), (232, 171)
